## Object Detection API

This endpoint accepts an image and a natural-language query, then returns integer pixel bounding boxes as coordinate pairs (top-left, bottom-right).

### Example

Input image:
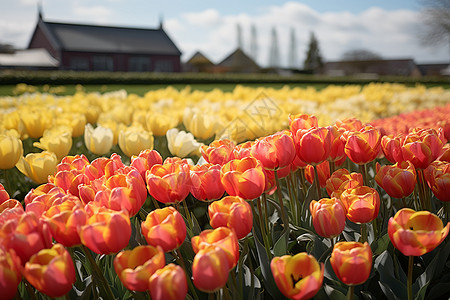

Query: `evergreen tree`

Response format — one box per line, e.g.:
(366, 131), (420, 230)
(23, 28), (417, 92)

(303, 31), (323, 72)
(268, 26), (280, 68)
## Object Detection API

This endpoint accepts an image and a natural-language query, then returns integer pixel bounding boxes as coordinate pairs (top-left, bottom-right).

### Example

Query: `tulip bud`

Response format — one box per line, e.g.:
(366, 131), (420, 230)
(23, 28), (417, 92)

(330, 241), (372, 286)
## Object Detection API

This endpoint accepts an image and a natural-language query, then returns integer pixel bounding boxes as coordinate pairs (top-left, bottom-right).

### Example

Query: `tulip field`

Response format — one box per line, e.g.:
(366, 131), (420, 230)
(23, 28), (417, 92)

(1, 82), (450, 299)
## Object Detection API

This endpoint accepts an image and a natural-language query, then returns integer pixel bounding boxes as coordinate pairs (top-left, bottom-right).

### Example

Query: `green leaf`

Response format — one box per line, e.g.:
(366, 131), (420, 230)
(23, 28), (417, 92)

(273, 228), (289, 256)
(427, 281), (450, 300)
(374, 250), (406, 300)
(253, 229), (285, 300)
(370, 233), (390, 256)
(323, 284), (347, 300)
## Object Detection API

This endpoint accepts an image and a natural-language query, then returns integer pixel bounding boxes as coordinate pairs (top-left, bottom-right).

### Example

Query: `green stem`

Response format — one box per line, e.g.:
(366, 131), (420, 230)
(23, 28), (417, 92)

(313, 164), (322, 199)
(359, 163), (369, 187)
(274, 170), (288, 231)
(182, 199), (194, 229)
(401, 197), (407, 208)
(82, 246), (116, 300)
(2, 169), (12, 197)
(407, 256), (414, 300)
(222, 286), (232, 300)
(24, 279), (38, 300)
(347, 285), (354, 300)
(262, 193), (272, 246)
(360, 223), (368, 244)
(330, 237), (335, 249)
(151, 196), (161, 210)
(329, 160), (336, 176)
(417, 169), (430, 211)
(174, 248), (200, 300)
(257, 197), (272, 259)
(285, 176), (296, 225)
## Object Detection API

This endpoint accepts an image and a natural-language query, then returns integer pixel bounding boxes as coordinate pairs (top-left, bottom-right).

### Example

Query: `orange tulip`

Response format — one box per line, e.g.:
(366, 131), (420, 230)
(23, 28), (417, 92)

(305, 161), (330, 188)
(342, 125), (381, 165)
(325, 169), (363, 198)
(270, 252), (324, 300)
(330, 241), (372, 286)
(381, 134), (405, 164)
(388, 208), (450, 256)
(208, 195), (253, 239)
(289, 114), (318, 134)
(0, 211), (52, 265)
(96, 168), (147, 217)
(327, 125), (346, 163)
(114, 245), (165, 292)
(424, 161), (450, 201)
(44, 196), (87, 247)
(149, 263), (187, 300)
(201, 139), (235, 165)
(401, 128), (446, 169)
(192, 245), (231, 293)
(309, 198), (346, 238)
(0, 247), (21, 300)
(294, 127), (332, 165)
(130, 149), (163, 181)
(191, 227), (239, 269)
(221, 157), (266, 200)
(190, 164), (225, 201)
(52, 169), (90, 198)
(340, 186), (380, 224)
(250, 131), (296, 170)
(0, 183), (9, 204)
(146, 163), (191, 204)
(335, 117), (363, 132)
(0, 199), (24, 224)
(141, 206), (186, 252)
(375, 161), (416, 199)
(79, 207), (131, 254)
(23, 244), (76, 298)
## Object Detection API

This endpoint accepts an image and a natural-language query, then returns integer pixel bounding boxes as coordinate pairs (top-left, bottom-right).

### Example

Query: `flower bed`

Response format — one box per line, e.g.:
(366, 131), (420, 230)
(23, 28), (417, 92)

(0, 83), (449, 299)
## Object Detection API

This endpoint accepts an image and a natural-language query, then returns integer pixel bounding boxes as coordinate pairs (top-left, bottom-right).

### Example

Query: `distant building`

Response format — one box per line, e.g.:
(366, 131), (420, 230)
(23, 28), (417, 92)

(0, 48), (58, 70)
(216, 48), (260, 73)
(183, 51), (215, 73)
(417, 63), (450, 76)
(322, 59), (422, 77)
(28, 13), (182, 72)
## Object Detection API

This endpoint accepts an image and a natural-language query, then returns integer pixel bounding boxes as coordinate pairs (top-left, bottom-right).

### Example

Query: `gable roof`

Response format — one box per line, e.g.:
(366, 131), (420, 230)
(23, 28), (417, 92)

(218, 48), (260, 72)
(31, 18), (181, 55)
(186, 51), (213, 65)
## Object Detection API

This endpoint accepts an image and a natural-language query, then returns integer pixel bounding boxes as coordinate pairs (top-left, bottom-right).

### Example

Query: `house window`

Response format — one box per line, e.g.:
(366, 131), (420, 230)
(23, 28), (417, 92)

(154, 60), (173, 72)
(93, 55), (113, 71)
(129, 56), (151, 72)
(70, 57), (89, 71)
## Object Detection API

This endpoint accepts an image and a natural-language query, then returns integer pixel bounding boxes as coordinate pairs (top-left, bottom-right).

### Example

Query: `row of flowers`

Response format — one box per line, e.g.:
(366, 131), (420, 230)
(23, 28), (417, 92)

(1, 105), (449, 299)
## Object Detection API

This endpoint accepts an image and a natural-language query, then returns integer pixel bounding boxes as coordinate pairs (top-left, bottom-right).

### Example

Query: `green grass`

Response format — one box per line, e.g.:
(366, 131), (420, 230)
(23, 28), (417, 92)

(0, 83), (335, 96)
(1, 81), (448, 97)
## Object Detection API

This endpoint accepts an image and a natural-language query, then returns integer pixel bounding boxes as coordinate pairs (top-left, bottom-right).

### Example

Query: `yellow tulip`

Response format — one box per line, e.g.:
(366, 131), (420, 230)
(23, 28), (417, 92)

(55, 113), (86, 138)
(0, 134), (23, 169)
(147, 113), (179, 136)
(183, 108), (218, 140)
(118, 126), (154, 157)
(84, 124), (113, 155)
(33, 127), (73, 161)
(166, 128), (202, 158)
(20, 109), (53, 139)
(16, 151), (57, 184)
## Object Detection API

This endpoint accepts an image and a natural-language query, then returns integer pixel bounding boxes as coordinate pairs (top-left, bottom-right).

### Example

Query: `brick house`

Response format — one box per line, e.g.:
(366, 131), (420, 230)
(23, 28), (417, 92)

(28, 14), (182, 72)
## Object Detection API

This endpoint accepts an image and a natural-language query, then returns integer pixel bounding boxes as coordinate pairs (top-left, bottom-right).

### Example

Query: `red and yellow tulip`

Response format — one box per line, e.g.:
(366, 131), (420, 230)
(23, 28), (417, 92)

(388, 208), (450, 256)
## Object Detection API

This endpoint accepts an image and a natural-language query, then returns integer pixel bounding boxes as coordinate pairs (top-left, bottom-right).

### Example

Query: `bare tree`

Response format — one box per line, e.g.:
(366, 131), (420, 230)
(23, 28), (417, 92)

(418, 0), (450, 50)
(341, 49), (382, 61)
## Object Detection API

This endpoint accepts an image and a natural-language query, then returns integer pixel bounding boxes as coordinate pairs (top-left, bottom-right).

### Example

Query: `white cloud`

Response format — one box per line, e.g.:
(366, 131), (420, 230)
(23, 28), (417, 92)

(71, 4), (114, 23)
(182, 9), (222, 27)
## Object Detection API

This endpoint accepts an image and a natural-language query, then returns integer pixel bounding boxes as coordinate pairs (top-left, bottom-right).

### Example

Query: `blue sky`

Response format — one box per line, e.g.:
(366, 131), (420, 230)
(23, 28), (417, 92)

(1, 0), (448, 67)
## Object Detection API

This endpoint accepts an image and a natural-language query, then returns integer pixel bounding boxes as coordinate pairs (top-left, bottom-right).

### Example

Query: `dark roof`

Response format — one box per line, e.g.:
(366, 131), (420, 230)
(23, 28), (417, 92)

(36, 19), (181, 55)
